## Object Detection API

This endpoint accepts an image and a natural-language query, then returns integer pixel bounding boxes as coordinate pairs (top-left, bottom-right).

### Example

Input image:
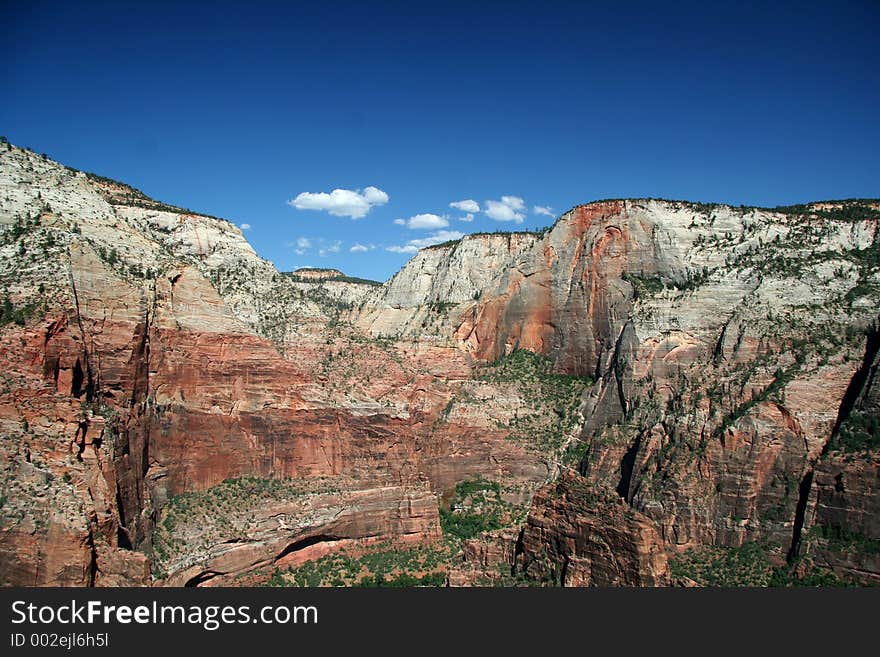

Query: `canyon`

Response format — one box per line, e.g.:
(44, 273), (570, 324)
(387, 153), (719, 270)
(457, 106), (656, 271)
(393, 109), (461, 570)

(0, 140), (877, 586)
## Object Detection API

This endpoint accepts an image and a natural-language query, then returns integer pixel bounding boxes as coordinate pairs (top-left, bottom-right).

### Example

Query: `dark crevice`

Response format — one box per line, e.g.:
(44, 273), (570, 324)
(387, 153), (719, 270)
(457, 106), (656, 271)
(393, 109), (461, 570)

(274, 534), (337, 562)
(825, 324), (880, 455)
(66, 266), (98, 403)
(71, 358), (84, 398)
(74, 420), (88, 461)
(787, 324), (879, 563)
(787, 469), (814, 563)
(86, 529), (98, 587)
(712, 319), (729, 364)
(115, 488), (131, 549)
(117, 526), (132, 550)
(184, 571), (220, 587)
(615, 436), (641, 501)
(611, 323), (633, 418)
(511, 527), (525, 576)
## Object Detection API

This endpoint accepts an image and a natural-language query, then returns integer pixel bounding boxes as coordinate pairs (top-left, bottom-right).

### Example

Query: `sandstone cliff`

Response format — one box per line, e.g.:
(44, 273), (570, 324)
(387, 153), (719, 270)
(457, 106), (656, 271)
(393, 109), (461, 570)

(0, 143), (550, 585)
(1, 141), (877, 586)
(352, 197), (879, 584)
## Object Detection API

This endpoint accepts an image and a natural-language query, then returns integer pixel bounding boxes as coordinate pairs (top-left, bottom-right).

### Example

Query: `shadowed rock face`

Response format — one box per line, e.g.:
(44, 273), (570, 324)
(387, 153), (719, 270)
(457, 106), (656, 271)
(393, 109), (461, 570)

(1, 142), (878, 586)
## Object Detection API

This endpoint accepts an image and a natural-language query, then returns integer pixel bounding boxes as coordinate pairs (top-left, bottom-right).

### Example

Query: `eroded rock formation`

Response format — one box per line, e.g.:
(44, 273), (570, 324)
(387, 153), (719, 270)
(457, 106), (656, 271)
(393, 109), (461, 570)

(1, 141), (877, 586)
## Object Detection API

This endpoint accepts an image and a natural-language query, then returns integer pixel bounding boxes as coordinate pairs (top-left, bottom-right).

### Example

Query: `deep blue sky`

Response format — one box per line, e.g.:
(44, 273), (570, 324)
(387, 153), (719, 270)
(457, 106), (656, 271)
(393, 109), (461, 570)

(2, 1), (878, 281)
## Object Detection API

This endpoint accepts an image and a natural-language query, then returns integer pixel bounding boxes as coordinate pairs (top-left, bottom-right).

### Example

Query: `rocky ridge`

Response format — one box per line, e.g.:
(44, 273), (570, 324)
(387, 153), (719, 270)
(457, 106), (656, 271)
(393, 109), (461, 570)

(1, 140), (877, 586)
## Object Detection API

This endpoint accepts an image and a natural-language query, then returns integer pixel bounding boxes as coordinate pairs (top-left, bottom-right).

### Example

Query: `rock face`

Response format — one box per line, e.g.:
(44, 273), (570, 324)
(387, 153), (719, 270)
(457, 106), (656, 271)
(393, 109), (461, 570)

(1, 141), (878, 586)
(354, 197), (880, 583)
(289, 268), (346, 281)
(802, 329), (880, 582)
(0, 143), (547, 586)
(516, 474), (670, 586)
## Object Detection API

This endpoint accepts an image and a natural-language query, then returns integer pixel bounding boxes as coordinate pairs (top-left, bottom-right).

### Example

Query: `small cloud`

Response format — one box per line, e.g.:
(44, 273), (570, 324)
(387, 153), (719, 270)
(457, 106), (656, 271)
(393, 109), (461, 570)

(485, 195), (526, 223)
(386, 230), (464, 254)
(400, 213), (449, 230)
(458, 213), (475, 222)
(318, 240), (342, 256)
(288, 185), (389, 219)
(240, 223), (251, 230)
(394, 218), (406, 225)
(362, 187), (389, 205)
(450, 199), (480, 213)
(350, 243), (376, 252)
(294, 236), (311, 255)
(501, 196), (525, 210)
(533, 205), (554, 217)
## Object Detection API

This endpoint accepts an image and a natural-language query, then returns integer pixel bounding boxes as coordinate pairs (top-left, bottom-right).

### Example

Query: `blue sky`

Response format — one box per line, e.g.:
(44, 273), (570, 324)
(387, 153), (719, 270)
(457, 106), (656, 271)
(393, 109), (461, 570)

(2, 1), (878, 281)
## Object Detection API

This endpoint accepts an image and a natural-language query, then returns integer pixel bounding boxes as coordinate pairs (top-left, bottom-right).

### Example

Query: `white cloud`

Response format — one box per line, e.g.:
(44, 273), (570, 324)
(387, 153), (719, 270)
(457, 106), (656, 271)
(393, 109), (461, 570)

(501, 196), (525, 210)
(293, 236), (311, 255)
(458, 213), (475, 222)
(318, 240), (342, 256)
(402, 213), (449, 230)
(386, 230), (464, 254)
(350, 243), (376, 252)
(533, 205), (554, 217)
(362, 187), (389, 205)
(485, 195), (526, 223)
(288, 185), (389, 219)
(450, 199), (480, 213)
(240, 223), (251, 230)
(394, 218), (406, 225)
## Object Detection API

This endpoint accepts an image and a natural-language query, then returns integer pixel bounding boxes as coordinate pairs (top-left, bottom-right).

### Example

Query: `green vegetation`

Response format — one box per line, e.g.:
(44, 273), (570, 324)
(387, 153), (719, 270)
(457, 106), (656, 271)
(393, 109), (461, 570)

(475, 349), (591, 457)
(833, 410), (880, 453)
(670, 542), (852, 587)
(282, 271), (383, 286)
(716, 365), (798, 435)
(266, 543), (451, 587)
(709, 200), (880, 301)
(622, 273), (665, 297)
(0, 295), (37, 327)
(331, 274), (383, 286)
(1, 213), (40, 246)
(151, 476), (341, 575)
(623, 269), (711, 300)
(302, 287), (355, 317)
(478, 349), (587, 389)
(467, 563), (551, 587)
(421, 227), (552, 252)
(439, 478), (508, 540)
(158, 476), (338, 533)
(774, 200), (880, 222)
(624, 197), (880, 222)
(811, 523), (880, 556)
(421, 238), (462, 250)
(80, 171), (224, 218)
(427, 300), (456, 312)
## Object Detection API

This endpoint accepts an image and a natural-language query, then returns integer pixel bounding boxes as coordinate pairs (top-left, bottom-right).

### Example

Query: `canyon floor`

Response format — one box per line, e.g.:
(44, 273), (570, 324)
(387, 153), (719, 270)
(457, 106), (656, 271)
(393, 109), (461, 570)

(1, 140), (878, 586)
